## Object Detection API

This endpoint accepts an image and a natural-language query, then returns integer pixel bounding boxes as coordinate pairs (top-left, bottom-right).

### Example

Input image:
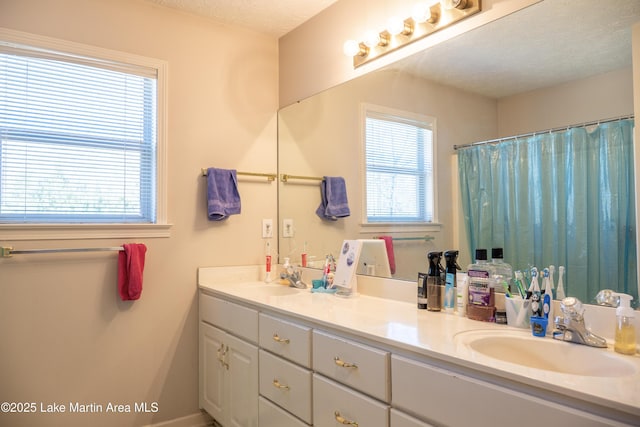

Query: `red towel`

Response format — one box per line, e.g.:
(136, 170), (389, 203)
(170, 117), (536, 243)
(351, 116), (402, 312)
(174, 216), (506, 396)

(118, 243), (147, 301)
(378, 236), (396, 275)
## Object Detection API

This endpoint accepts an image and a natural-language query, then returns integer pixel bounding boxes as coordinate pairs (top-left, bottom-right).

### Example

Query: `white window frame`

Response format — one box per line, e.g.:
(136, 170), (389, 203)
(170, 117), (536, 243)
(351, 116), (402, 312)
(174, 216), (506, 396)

(0, 28), (169, 240)
(359, 103), (440, 234)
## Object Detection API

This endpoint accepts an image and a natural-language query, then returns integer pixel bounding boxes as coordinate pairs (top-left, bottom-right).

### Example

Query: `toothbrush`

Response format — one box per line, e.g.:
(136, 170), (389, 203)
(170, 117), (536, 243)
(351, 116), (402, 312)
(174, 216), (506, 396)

(542, 268), (553, 296)
(549, 265), (556, 298)
(556, 266), (566, 300)
(514, 271), (527, 299)
(529, 267), (542, 317)
(542, 268), (553, 320)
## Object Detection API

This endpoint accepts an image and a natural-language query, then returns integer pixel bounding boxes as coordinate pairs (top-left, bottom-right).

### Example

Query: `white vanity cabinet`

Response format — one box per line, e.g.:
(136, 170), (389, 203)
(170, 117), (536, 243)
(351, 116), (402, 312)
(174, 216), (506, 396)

(198, 281), (639, 427)
(199, 293), (259, 427)
(391, 355), (627, 427)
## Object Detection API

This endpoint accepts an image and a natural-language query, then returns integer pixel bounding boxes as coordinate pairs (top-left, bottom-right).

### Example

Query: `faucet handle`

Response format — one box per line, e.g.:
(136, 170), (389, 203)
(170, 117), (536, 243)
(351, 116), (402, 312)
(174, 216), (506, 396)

(560, 297), (584, 319)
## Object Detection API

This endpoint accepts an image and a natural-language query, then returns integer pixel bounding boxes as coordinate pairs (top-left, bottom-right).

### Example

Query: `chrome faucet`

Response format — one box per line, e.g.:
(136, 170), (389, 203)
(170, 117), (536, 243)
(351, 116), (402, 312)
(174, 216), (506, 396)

(280, 266), (307, 289)
(552, 297), (607, 348)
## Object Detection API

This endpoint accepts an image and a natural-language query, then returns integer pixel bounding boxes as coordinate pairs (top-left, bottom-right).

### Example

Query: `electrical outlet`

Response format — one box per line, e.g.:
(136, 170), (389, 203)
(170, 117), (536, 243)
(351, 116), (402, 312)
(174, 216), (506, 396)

(262, 219), (273, 238)
(283, 218), (294, 238)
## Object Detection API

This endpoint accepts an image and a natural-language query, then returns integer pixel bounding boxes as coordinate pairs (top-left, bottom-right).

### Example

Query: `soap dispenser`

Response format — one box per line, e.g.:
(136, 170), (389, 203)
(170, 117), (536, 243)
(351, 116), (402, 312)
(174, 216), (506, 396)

(613, 293), (637, 355)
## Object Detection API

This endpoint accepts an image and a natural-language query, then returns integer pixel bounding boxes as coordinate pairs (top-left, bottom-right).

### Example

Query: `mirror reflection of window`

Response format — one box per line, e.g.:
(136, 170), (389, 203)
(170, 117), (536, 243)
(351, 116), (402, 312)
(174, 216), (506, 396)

(364, 105), (435, 225)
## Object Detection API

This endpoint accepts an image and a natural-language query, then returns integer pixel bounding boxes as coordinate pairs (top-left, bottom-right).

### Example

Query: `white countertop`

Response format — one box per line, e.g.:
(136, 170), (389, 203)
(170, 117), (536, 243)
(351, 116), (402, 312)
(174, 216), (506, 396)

(198, 266), (640, 422)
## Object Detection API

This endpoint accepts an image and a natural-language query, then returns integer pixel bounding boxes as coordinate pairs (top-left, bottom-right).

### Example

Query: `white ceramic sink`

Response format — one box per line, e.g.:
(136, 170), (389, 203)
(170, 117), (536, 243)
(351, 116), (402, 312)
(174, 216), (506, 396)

(454, 329), (638, 377)
(249, 283), (302, 296)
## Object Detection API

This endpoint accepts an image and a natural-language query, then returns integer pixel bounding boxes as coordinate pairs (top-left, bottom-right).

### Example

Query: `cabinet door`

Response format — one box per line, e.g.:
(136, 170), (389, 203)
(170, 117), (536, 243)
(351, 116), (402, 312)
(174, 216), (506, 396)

(199, 323), (226, 423)
(226, 333), (259, 427)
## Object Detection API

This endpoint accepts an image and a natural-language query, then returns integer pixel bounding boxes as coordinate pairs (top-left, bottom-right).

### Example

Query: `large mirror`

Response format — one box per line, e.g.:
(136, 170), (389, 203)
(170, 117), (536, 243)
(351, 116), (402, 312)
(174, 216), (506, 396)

(278, 1), (640, 298)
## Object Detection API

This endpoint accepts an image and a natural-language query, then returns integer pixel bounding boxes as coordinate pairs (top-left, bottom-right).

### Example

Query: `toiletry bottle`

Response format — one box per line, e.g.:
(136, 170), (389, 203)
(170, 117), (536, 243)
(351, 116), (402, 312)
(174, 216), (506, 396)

(491, 248), (512, 324)
(466, 249), (496, 322)
(491, 248), (513, 294)
(455, 272), (469, 317)
(301, 241), (308, 267)
(444, 250), (461, 313)
(264, 241), (273, 283)
(426, 251), (444, 311)
(417, 272), (428, 309)
(613, 293), (637, 355)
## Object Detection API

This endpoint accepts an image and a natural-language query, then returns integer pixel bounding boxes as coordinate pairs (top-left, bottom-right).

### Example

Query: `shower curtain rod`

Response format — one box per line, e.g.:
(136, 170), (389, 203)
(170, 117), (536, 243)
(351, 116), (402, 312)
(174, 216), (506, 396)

(453, 114), (635, 151)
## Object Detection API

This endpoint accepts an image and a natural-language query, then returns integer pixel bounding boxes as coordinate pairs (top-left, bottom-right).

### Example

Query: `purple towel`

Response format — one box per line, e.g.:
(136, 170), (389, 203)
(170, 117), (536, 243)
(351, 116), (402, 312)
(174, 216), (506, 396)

(207, 168), (241, 221)
(316, 176), (350, 221)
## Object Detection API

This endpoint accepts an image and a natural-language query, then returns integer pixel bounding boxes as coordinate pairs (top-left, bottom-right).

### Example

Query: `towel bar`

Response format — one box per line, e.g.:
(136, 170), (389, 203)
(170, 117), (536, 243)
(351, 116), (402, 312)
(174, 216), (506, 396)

(1, 246), (123, 258)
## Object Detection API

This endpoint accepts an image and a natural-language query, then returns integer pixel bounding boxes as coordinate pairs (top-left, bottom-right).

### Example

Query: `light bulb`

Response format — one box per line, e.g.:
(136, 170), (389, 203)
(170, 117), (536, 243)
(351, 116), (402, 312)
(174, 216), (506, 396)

(387, 16), (404, 35)
(343, 39), (360, 57)
(412, 3), (431, 23)
(363, 30), (380, 48)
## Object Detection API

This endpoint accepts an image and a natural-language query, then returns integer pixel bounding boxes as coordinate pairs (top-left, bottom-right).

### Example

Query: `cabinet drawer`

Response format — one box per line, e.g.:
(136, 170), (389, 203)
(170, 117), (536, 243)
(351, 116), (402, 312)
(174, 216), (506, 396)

(259, 396), (309, 427)
(391, 409), (434, 427)
(200, 293), (258, 343)
(259, 313), (311, 367)
(313, 330), (390, 402)
(313, 374), (389, 427)
(259, 350), (312, 424)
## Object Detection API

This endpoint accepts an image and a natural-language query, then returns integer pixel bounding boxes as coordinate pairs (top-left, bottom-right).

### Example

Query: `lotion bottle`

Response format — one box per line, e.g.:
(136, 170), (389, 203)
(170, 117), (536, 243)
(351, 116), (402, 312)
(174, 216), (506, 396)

(613, 293), (637, 355)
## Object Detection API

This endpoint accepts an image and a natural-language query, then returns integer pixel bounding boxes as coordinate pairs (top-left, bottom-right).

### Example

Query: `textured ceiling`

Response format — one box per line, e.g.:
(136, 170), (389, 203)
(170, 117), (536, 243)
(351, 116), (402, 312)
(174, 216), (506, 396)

(143, 0), (339, 37)
(143, 0), (640, 98)
(391, 0), (640, 98)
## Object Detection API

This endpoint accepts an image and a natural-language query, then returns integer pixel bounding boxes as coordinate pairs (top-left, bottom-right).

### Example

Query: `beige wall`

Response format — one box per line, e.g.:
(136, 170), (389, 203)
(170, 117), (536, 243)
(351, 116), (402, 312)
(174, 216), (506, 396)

(278, 0), (541, 107)
(497, 67), (635, 137)
(0, 0), (278, 426)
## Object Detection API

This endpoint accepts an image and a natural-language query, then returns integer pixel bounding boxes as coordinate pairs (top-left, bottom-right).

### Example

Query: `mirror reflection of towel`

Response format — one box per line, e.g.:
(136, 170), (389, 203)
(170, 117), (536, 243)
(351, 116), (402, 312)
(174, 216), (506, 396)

(207, 167), (241, 221)
(378, 236), (396, 275)
(316, 176), (350, 221)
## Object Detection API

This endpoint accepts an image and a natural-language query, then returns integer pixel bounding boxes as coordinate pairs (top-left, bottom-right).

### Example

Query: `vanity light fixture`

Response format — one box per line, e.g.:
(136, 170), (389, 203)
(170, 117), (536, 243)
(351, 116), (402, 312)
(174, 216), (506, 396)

(344, 0), (481, 68)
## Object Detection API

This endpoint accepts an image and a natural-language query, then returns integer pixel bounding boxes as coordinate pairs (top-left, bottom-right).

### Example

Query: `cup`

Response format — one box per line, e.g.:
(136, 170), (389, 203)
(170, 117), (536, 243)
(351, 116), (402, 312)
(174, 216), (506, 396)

(505, 295), (531, 328)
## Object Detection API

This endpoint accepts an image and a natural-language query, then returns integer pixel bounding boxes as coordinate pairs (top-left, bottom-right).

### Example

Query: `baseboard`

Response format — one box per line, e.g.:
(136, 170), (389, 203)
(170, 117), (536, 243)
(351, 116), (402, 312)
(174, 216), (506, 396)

(144, 411), (214, 427)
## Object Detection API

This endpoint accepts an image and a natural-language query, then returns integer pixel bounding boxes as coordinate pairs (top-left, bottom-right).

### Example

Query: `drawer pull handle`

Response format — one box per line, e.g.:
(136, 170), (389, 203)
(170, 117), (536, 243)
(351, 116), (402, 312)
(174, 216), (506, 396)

(334, 356), (357, 369)
(272, 333), (290, 344)
(272, 379), (290, 390)
(334, 411), (358, 426)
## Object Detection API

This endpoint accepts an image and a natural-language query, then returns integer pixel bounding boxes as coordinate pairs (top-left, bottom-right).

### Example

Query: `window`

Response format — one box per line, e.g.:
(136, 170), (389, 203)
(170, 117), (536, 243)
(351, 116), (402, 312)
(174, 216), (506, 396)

(0, 29), (167, 239)
(363, 105), (435, 225)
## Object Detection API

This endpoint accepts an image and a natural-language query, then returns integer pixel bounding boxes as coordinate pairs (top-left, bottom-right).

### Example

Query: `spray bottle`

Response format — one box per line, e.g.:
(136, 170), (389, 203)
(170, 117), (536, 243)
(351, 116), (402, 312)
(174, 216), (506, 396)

(444, 250), (461, 313)
(426, 251), (444, 311)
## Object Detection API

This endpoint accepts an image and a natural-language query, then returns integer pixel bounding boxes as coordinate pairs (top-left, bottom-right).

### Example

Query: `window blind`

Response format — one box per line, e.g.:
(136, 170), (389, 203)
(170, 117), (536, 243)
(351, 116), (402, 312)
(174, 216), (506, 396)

(0, 50), (157, 223)
(365, 113), (433, 223)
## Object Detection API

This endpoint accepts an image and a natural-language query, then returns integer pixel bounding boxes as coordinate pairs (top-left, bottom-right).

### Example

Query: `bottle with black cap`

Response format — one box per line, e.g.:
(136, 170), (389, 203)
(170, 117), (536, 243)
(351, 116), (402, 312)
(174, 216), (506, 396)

(466, 249), (496, 322)
(426, 251), (445, 311)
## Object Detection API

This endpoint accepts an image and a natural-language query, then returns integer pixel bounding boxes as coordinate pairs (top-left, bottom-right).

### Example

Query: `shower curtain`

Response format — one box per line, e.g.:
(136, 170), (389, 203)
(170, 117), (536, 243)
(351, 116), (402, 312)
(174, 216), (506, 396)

(458, 119), (637, 304)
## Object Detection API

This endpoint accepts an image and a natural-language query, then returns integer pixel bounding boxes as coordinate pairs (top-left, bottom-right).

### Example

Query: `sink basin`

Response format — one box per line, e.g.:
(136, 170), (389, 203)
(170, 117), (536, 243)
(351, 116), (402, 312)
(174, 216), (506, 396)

(250, 284), (303, 297)
(454, 329), (638, 377)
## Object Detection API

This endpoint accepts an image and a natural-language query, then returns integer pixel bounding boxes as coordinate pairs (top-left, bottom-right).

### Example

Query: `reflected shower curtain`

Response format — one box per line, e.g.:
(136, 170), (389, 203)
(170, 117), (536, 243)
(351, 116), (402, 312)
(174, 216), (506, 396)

(458, 119), (637, 304)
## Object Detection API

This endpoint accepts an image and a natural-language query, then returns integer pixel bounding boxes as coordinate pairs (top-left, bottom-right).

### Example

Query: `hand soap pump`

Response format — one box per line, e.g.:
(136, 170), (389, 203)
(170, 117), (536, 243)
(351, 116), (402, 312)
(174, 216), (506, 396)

(426, 251), (444, 311)
(613, 293), (637, 355)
